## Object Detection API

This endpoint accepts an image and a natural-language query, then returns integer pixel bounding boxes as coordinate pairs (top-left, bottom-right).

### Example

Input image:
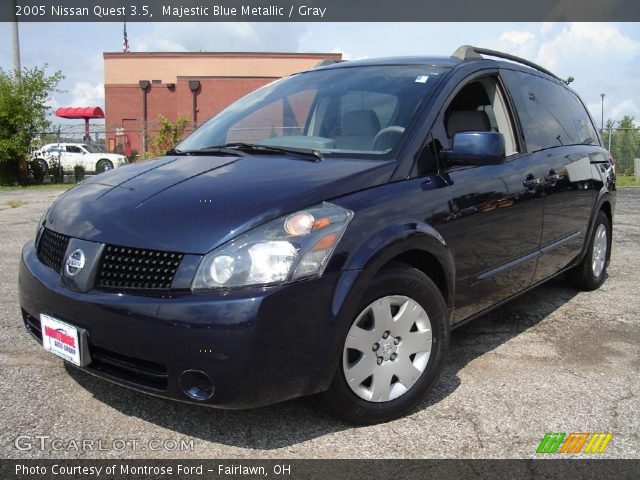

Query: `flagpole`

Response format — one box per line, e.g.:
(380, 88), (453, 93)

(123, 21), (130, 53)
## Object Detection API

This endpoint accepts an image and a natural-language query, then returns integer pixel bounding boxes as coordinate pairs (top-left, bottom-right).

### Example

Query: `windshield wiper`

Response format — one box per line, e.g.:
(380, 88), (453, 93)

(168, 143), (323, 161)
(171, 142), (322, 161)
(221, 142), (323, 161)
(166, 146), (246, 157)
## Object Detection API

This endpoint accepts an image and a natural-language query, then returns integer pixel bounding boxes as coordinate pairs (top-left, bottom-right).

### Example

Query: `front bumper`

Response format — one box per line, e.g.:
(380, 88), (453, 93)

(19, 242), (342, 408)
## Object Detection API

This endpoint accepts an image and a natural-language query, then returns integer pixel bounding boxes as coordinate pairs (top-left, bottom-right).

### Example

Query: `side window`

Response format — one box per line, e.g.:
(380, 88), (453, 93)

(443, 77), (518, 156)
(501, 70), (598, 152)
(66, 145), (82, 154)
(562, 91), (599, 145)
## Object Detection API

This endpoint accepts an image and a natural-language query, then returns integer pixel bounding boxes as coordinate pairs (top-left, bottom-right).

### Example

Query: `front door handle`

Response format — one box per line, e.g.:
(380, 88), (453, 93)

(544, 169), (560, 186)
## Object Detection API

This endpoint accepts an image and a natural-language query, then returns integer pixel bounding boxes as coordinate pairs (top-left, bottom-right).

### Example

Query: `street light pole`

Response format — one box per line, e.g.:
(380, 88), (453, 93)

(139, 81), (150, 155)
(11, 0), (21, 82)
(600, 93), (606, 131)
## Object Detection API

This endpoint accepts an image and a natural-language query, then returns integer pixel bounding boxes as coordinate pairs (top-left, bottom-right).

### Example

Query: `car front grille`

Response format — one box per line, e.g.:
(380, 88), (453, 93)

(96, 245), (183, 291)
(37, 228), (70, 274)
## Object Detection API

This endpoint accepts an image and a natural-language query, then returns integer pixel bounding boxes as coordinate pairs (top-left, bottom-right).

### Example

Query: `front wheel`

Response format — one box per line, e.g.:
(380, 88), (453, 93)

(96, 159), (114, 173)
(322, 264), (449, 425)
(37, 159), (48, 175)
(567, 211), (611, 291)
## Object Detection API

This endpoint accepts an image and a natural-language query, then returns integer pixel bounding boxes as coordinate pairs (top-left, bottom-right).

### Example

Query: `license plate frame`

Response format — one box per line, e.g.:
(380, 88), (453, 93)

(40, 314), (90, 367)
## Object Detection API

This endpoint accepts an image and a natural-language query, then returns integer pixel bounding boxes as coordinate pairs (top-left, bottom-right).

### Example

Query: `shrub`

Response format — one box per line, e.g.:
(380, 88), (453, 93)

(73, 164), (85, 183)
(48, 159), (63, 183)
(27, 159), (45, 185)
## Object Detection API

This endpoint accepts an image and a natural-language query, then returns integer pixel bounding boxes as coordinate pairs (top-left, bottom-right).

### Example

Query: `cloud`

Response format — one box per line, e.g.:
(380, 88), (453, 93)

(69, 82), (105, 108)
(481, 22), (640, 121)
(536, 23), (640, 70)
(480, 30), (538, 59)
(607, 99), (640, 122)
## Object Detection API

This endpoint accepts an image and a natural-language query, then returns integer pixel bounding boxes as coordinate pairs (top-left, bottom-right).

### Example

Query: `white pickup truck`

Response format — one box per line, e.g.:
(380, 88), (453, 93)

(33, 143), (128, 173)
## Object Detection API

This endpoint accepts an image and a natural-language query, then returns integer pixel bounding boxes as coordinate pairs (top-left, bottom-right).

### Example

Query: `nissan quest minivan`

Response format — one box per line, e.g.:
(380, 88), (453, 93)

(19, 46), (616, 424)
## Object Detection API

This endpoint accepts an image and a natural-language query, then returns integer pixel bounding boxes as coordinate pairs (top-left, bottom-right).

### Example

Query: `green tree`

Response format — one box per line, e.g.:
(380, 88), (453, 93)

(146, 115), (189, 159)
(0, 66), (63, 184)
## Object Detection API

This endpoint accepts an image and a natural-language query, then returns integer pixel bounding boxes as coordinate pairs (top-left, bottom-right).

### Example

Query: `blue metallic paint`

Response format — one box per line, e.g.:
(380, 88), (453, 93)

(18, 55), (617, 408)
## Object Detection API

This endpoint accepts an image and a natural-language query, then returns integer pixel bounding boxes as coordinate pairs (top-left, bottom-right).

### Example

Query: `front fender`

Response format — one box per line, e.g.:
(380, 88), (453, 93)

(332, 222), (454, 318)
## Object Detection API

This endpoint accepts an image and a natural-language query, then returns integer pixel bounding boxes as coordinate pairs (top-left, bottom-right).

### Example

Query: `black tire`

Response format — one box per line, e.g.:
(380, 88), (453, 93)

(96, 159), (114, 173)
(321, 264), (449, 425)
(567, 211), (611, 291)
(37, 159), (48, 175)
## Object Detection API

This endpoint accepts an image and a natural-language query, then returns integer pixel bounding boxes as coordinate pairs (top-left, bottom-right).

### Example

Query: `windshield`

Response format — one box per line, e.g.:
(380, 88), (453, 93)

(176, 65), (449, 159)
(81, 144), (102, 153)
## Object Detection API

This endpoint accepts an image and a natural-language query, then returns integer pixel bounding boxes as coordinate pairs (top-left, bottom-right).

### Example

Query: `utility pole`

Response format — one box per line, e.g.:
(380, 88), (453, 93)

(11, 0), (21, 82)
(600, 93), (605, 131)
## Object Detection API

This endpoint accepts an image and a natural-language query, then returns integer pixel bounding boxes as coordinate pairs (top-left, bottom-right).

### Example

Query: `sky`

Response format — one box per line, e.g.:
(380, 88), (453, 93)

(0, 22), (639, 129)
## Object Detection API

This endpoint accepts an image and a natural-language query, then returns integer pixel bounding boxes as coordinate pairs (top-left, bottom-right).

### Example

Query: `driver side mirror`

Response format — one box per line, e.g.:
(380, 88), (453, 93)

(443, 131), (505, 166)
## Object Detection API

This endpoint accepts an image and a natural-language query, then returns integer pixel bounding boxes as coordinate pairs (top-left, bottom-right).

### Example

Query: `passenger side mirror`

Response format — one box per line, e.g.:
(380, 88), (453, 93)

(443, 131), (506, 166)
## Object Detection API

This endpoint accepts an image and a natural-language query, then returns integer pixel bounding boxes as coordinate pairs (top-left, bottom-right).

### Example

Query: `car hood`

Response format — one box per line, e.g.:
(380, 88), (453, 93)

(45, 154), (393, 254)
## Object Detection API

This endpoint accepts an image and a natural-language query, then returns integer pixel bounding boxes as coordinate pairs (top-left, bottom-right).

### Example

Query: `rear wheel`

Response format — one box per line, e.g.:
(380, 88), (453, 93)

(567, 211), (611, 291)
(322, 264), (449, 424)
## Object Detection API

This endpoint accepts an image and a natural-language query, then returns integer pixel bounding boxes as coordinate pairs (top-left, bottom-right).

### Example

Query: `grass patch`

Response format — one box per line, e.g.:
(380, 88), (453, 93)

(617, 175), (640, 187)
(0, 184), (74, 192)
(5, 199), (27, 208)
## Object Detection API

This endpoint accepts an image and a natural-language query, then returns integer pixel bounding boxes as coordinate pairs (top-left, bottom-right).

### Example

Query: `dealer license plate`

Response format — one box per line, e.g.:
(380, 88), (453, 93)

(40, 314), (84, 366)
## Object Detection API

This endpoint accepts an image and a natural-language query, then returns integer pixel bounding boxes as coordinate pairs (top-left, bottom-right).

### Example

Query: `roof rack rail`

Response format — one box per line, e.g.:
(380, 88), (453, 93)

(315, 58), (344, 68)
(451, 45), (570, 84)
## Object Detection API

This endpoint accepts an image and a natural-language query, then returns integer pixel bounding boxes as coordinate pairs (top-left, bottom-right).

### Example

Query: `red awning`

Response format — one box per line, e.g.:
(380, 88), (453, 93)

(55, 107), (105, 119)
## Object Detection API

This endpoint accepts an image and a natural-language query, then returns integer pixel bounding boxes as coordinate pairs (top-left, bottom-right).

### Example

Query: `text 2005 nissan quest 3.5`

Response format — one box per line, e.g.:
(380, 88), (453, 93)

(20, 46), (616, 424)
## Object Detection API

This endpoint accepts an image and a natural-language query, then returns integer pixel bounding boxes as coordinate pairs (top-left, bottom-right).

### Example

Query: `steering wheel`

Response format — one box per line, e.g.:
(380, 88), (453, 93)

(372, 126), (406, 151)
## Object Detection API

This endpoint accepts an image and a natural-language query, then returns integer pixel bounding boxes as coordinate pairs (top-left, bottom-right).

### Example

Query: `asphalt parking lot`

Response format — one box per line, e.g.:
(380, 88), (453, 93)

(0, 187), (638, 459)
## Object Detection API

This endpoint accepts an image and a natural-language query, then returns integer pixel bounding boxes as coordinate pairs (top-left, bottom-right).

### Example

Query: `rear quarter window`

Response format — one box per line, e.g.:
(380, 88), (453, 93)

(501, 69), (599, 152)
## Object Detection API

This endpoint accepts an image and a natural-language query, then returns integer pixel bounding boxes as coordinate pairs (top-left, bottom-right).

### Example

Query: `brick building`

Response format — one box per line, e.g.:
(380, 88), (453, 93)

(103, 51), (342, 155)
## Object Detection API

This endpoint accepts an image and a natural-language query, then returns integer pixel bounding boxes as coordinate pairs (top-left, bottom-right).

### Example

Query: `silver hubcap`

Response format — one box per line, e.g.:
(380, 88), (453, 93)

(342, 295), (432, 402)
(592, 224), (607, 278)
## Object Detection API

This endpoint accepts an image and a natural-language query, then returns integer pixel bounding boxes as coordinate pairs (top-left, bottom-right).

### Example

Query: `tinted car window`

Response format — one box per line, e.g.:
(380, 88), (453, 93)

(563, 90), (599, 145)
(66, 145), (82, 153)
(502, 69), (598, 152)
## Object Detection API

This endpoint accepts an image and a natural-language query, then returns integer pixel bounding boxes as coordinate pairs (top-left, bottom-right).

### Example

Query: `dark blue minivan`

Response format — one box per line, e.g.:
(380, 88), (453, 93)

(20, 46), (616, 424)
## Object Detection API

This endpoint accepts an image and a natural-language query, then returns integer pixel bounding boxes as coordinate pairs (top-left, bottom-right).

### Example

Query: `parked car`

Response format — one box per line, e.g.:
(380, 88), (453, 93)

(32, 143), (128, 173)
(19, 46), (615, 424)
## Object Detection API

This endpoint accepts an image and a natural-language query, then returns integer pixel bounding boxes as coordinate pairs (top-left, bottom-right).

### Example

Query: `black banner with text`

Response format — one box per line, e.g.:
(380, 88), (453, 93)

(2, 459), (639, 480)
(2, 0), (640, 22)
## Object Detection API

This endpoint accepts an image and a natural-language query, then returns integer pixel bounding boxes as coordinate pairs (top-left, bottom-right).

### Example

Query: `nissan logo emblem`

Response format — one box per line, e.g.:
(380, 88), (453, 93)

(64, 249), (86, 277)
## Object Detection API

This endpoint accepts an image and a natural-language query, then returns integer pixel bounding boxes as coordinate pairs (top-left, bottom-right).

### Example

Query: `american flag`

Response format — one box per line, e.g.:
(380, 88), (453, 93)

(122, 21), (130, 53)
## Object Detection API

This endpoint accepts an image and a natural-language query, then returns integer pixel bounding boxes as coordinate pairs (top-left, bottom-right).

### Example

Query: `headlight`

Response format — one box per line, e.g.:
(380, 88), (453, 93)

(192, 203), (353, 289)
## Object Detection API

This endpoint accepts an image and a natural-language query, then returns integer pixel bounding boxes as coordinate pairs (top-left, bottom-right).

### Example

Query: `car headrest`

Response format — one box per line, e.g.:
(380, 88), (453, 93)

(447, 110), (491, 137)
(342, 110), (381, 136)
